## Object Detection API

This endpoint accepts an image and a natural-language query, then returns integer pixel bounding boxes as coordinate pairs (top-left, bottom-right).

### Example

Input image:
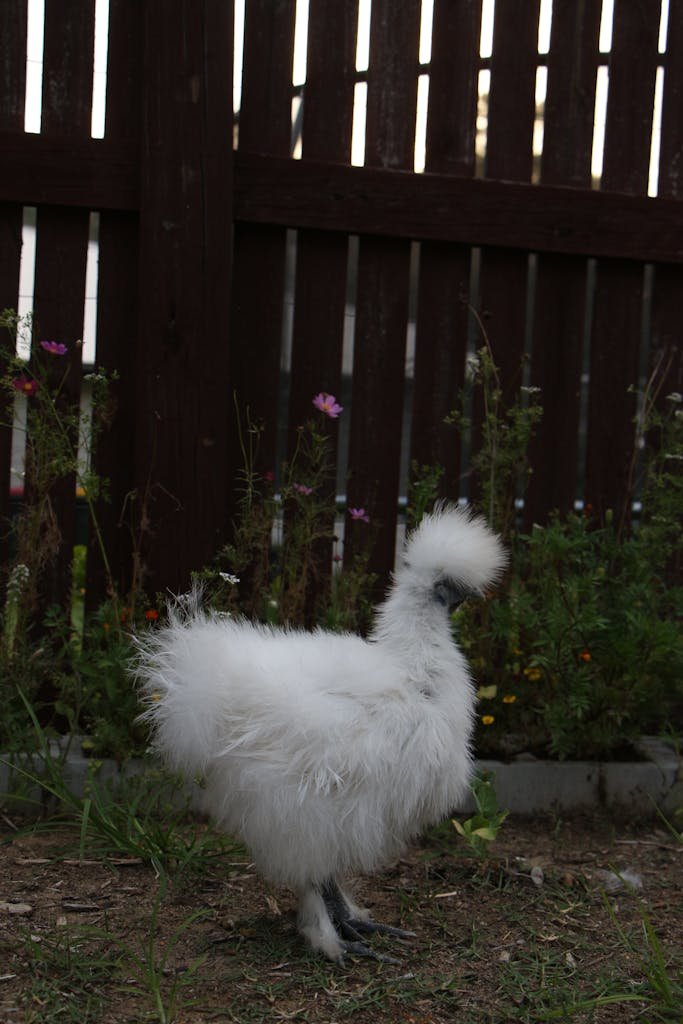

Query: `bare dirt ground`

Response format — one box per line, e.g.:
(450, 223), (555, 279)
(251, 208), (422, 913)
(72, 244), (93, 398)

(0, 812), (681, 1024)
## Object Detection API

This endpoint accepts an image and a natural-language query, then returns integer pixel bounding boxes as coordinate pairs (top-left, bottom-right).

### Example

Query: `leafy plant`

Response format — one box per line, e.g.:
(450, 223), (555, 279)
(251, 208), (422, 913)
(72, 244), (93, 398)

(446, 310), (543, 537)
(200, 391), (378, 633)
(2, 691), (239, 877)
(451, 772), (508, 858)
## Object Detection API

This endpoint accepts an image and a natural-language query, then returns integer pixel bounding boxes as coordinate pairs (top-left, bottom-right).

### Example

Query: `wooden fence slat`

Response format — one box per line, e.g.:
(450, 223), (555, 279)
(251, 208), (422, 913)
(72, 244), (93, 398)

(586, 0), (661, 520)
(87, 0), (142, 607)
(287, 0), (357, 437)
(526, 0), (602, 524)
(347, 0), (421, 582)
(285, 2), (358, 619)
(30, 1), (95, 613)
(229, 0), (296, 512)
(478, 0), (540, 405)
(0, 0), (28, 573)
(411, 0), (482, 496)
(135, 0), (234, 594)
(650, 0), (683, 411)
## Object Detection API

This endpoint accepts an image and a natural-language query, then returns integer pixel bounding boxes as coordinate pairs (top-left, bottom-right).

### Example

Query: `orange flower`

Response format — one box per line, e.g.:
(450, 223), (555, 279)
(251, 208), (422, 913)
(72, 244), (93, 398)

(502, 694), (517, 704)
(481, 714), (495, 726)
(580, 650), (592, 662)
(145, 608), (159, 621)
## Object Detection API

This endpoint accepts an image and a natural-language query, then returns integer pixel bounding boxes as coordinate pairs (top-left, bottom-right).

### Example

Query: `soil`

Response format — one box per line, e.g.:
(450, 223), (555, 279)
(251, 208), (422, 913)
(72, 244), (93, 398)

(0, 813), (681, 1024)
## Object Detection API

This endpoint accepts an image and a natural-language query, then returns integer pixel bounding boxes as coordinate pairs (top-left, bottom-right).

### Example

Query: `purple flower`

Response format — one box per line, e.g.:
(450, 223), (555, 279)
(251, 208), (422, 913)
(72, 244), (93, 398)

(40, 340), (68, 356)
(313, 392), (343, 418)
(13, 375), (39, 396)
(349, 507), (370, 523)
(293, 483), (313, 496)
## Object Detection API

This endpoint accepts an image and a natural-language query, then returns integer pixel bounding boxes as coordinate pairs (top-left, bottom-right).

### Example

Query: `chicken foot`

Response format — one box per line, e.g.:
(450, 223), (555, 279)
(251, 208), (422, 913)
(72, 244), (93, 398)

(320, 879), (415, 964)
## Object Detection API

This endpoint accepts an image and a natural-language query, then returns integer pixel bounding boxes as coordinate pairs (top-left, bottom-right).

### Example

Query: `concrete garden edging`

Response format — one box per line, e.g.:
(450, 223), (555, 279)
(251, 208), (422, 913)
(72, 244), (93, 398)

(1, 736), (681, 818)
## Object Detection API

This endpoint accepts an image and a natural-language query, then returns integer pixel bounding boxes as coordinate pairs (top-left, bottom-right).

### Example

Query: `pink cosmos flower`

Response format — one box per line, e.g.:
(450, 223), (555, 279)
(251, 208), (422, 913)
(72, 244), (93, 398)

(293, 483), (313, 496)
(312, 392), (343, 418)
(349, 507), (370, 523)
(40, 340), (68, 356)
(12, 376), (39, 396)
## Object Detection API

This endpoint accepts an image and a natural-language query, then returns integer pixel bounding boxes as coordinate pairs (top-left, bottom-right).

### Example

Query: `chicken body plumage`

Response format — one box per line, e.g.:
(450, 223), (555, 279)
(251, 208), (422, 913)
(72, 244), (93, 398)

(134, 505), (506, 963)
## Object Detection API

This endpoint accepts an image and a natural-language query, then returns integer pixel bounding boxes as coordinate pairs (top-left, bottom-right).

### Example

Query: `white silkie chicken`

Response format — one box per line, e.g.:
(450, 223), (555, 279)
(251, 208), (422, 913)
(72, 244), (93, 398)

(134, 505), (506, 964)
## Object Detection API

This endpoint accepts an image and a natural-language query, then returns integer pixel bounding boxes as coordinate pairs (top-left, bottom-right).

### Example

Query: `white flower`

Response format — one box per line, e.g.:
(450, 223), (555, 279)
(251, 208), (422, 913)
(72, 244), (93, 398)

(665, 392), (682, 403)
(218, 572), (240, 585)
(465, 352), (480, 381)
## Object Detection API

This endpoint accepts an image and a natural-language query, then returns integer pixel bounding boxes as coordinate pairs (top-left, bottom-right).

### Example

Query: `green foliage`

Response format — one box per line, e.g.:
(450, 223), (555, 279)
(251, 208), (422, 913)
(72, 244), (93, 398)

(0, 309), (119, 624)
(446, 324), (543, 536)
(198, 395), (378, 633)
(406, 461), (444, 530)
(460, 368), (683, 760)
(451, 772), (508, 858)
(2, 690), (239, 877)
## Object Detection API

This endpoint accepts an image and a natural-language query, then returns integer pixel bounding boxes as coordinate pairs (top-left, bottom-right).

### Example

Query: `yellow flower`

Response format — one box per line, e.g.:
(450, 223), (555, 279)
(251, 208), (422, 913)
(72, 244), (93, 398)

(481, 714), (495, 726)
(523, 666), (542, 681)
(502, 694), (517, 704)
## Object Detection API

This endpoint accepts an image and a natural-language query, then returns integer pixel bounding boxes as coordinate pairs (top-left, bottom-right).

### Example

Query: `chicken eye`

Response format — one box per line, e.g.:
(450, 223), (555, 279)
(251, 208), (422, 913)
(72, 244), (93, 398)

(433, 579), (470, 611)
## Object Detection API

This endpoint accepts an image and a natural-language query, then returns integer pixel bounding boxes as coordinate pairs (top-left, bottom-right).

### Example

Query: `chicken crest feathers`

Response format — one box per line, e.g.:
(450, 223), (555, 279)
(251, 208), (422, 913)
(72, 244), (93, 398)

(400, 503), (507, 592)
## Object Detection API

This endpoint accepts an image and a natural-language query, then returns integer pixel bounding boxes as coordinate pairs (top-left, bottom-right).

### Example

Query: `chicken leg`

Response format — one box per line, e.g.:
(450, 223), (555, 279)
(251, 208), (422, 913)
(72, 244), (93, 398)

(297, 879), (415, 964)
(321, 879), (415, 964)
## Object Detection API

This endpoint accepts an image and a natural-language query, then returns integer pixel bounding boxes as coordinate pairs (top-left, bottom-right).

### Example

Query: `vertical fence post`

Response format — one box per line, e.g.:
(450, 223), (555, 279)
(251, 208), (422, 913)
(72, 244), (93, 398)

(137, 0), (234, 594)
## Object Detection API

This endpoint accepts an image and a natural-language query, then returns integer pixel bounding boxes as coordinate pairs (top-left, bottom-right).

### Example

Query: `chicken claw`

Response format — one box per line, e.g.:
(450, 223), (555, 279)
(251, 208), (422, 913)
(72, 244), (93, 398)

(322, 879), (415, 964)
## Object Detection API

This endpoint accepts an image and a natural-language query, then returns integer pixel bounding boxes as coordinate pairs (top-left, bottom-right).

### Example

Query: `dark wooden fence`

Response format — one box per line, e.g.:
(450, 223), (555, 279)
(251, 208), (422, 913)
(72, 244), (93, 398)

(1, 0), (682, 611)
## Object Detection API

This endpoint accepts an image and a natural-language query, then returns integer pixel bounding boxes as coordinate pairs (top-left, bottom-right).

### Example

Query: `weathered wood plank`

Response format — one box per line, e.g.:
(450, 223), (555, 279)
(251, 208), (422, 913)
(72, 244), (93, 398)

(136, 0), (234, 593)
(232, 153), (683, 263)
(526, 0), (602, 524)
(31, 0), (95, 615)
(229, 0), (296, 511)
(586, 0), (661, 521)
(2, 139), (683, 265)
(0, 132), (139, 210)
(651, 0), (683, 419)
(478, 0), (540, 411)
(411, 0), (481, 498)
(288, 0), (357, 431)
(0, 0), (28, 571)
(87, 0), (142, 607)
(347, 0), (420, 583)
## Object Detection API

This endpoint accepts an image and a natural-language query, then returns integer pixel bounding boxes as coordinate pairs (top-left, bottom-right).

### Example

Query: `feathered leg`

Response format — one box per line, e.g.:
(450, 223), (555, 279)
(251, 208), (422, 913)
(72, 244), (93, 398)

(297, 880), (414, 964)
(320, 879), (415, 963)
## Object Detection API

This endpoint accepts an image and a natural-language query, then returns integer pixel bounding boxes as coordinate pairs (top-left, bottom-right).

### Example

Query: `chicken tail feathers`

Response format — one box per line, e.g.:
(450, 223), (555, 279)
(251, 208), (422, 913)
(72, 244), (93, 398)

(132, 589), (227, 777)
